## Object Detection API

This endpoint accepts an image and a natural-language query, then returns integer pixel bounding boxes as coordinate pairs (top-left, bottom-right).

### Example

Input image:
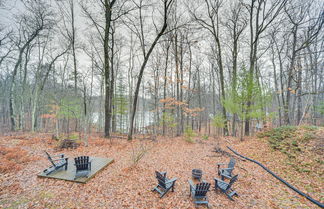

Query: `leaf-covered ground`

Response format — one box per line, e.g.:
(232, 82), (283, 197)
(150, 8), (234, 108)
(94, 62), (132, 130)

(0, 128), (323, 208)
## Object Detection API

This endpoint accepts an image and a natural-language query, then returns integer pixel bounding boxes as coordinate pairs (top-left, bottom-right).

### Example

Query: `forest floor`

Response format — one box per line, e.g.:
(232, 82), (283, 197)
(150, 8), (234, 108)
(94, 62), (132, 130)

(0, 126), (323, 209)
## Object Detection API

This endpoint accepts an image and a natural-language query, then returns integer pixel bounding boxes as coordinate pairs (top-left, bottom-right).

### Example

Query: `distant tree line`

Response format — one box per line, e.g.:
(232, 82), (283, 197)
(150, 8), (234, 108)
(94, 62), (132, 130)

(0, 0), (323, 140)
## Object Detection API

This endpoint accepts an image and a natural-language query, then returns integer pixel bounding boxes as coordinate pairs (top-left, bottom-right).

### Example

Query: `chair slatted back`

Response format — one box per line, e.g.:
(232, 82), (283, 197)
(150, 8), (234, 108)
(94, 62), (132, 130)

(45, 151), (56, 167)
(228, 158), (236, 169)
(155, 171), (167, 189)
(75, 156), (90, 171)
(226, 175), (238, 191)
(194, 182), (210, 197)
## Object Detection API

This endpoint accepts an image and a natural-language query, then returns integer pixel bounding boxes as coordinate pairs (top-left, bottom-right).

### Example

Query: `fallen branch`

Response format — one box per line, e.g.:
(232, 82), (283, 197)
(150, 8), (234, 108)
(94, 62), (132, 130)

(212, 146), (245, 161)
(227, 146), (324, 208)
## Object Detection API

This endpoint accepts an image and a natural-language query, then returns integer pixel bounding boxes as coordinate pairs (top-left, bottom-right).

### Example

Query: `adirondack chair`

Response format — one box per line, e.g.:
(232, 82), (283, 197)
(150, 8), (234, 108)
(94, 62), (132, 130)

(214, 174), (239, 200)
(74, 156), (92, 179)
(43, 151), (68, 175)
(152, 171), (177, 198)
(217, 158), (236, 180)
(188, 180), (211, 208)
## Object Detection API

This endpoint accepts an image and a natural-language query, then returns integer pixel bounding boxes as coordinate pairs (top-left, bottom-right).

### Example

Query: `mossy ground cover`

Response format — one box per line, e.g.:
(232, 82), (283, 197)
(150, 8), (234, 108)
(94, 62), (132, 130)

(257, 125), (323, 204)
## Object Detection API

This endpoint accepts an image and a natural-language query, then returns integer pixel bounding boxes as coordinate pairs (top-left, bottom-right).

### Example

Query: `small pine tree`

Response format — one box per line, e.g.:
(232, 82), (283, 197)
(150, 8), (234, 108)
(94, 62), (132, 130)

(184, 126), (195, 143)
(222, 65), (275, 137)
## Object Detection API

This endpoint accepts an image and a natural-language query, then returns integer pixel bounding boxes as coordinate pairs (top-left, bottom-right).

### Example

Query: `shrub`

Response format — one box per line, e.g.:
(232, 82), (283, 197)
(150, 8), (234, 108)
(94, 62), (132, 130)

(184, 126), (195, 143)
(301, 132), (315, 142)
(0, 146), (33, 173)
(211, 114), (226, 128)
(68, 133), (79, 140)
(258, 126), (297, 150)
(131, 144), (148, 165)
(202, 135), (209, 140)
(301, 125), (318, 131)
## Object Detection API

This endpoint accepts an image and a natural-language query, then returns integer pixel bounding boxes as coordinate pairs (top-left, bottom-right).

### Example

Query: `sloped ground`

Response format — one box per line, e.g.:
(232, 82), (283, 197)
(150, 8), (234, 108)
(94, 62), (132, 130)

(0, 129), (323, 208)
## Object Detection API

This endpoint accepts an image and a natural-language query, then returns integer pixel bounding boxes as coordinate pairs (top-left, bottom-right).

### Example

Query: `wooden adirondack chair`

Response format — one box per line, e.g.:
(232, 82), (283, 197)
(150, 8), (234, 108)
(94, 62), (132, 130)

(152, 171), (177, 198)
(189, 180), (211, 208)
(214, 174), (239, 200)
(43, 151), (68, 175)
(217, 158), (236, 180)
(74, 156), (91, 179)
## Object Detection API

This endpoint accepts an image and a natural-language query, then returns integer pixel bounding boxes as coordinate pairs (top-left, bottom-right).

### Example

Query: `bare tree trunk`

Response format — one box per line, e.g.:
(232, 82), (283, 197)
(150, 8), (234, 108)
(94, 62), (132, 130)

(110, 24), (116, 133)
(69, 0), (78, 94)
(128, 0), (173, 140)
(296, 57), (302, 125)
(104, 0), (116, 138)
(9, 27), (44, 130)
(162, 40), (170, 136)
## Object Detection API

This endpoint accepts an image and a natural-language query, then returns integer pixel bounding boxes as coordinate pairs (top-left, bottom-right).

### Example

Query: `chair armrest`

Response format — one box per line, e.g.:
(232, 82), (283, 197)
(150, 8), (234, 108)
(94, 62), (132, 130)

(160, 171), (167, 176)
(217, 163), (226, 171)
(221, 173), (232, 179)
(52, 154), (64, 158)
(166, 177), (177, 184)
(221, 168), (234, 171)
(214, 177), (228, 185)
(52, 158), (66, 161)
(188, 180), (196, 190)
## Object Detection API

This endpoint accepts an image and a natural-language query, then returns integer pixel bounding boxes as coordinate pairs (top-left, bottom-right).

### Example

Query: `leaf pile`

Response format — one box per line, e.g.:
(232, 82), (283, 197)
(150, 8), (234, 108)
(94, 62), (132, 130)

(0, 145), (34, 173)
(0, 131), (322, 208)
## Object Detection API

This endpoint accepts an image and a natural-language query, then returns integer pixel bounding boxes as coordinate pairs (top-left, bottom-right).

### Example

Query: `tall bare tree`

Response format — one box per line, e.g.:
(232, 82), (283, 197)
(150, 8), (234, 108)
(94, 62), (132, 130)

(128, 0), (175, 140)
(9, 0), (54, 131)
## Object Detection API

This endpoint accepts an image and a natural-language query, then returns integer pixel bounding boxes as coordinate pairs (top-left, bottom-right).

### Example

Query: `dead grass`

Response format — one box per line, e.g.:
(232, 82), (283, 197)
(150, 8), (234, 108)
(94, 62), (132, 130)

(0, 145), (35, 173)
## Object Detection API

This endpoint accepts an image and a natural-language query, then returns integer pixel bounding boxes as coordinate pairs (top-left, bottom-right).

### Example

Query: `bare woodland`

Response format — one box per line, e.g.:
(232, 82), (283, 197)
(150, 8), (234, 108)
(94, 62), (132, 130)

(0, 0), (324, 208)
(0, 0), (323, 137)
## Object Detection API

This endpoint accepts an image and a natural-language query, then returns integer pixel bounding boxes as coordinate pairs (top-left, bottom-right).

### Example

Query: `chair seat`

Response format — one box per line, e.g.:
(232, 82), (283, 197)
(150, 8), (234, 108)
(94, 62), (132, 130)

(217, 181), (227, 190)
(221, 169), (231, 176)
(75, 170), (90, 179)
(214, 175), (239, 201)
(152, 171), (177, 198)
(217, 158), (236, 180)
(56, 160), (66, 167)
(44, 151), (68, 175)
(74, 156), (91, 179)
(189, 180), (210, 207)
(165, 182), (174, 189)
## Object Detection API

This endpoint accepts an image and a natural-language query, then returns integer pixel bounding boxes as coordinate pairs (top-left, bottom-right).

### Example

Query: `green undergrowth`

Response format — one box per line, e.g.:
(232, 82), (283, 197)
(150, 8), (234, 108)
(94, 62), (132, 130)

(258, 125), (321, 173)
(184, 126), (195, 143)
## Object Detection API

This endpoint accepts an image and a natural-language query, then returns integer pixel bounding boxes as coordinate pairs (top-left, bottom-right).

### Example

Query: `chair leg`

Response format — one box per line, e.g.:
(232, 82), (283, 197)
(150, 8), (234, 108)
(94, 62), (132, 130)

(227, 195), (234, 201)
(226, 192), (234, 201)
(160, 189), (168, 198)
(214, 185), (218, 192)
(65, 159), (68, 170)
(232, 191), (238, 197)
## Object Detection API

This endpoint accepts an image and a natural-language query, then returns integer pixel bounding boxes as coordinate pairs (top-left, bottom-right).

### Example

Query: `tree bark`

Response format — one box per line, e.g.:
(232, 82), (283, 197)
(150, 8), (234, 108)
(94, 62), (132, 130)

(104, 0), (116, 138)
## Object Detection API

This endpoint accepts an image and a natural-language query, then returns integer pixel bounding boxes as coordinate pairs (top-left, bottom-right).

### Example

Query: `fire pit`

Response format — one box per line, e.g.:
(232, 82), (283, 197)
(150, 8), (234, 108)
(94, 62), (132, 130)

(192, 169), (202, 180)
